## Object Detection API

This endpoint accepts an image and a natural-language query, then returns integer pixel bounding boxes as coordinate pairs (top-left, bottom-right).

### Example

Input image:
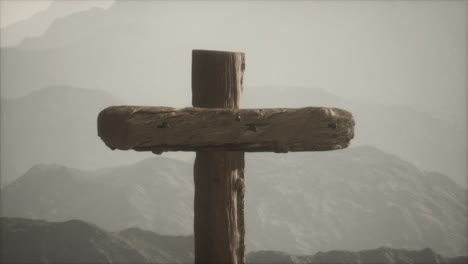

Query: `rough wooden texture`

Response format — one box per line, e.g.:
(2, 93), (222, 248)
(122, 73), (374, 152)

(193, 152), (245, 264)
(95, 48), (357, 264)
(192, 50), (246, 264)
(97, 106), (355, 153)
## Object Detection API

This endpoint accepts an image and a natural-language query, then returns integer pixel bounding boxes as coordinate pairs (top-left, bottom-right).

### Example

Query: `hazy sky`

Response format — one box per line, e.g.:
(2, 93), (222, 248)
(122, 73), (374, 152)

(228, 1), (466, 120)
(0, 0), (52, 28)
(0, 3), (466, 257)
(1, 1), (466, 123)
(0, 0), (114, 28)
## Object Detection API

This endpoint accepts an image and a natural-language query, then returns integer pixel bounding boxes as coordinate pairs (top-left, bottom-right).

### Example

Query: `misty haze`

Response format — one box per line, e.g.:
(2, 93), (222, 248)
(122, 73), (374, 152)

(0, 1), (467, 264)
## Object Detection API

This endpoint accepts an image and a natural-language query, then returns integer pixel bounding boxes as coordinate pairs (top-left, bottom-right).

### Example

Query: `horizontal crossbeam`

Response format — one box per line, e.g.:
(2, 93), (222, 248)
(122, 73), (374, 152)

(98, 106), (354, 153)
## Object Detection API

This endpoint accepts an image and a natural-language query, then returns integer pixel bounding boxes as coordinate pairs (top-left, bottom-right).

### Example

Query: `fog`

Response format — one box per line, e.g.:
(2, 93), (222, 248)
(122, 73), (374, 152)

(2, 1), (466, 124)
(0, 1), (467, 261)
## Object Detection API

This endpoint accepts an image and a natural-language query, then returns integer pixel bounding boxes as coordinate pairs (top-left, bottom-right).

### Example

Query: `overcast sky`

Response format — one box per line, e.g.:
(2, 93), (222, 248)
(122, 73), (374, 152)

(0, 0), (114, 28)
(0, 0), (466, 185)
(1, 0), (466, 124)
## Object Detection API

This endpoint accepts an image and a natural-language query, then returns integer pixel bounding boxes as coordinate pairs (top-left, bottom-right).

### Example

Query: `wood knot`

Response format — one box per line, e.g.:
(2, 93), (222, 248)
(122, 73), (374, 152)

(157, 122), (170, 128)
(328, 123), (337, 129)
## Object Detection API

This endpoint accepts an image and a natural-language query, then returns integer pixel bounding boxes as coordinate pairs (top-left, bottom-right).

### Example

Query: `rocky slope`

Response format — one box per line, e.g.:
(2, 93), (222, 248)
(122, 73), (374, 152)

(247, 249), (468, 264)
(2, 146), (466, 256)
(1, 1), (466, 186)
(2, 217), (465, 264)
(0, 217), (146, 263)
(1, 156), (193, 235)
(118, 227), (193, 264)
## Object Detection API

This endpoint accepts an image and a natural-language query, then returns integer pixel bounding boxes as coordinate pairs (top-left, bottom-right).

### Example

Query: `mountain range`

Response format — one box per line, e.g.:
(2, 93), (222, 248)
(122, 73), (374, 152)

(0, 1), (114, 47)
(2, 217), (466, 264)
(2, 145), (466, 257)
(1, 0), (466, 187)
(0, 2), (466, 262)
(0, 217), (192, 263)
(1, 84), (466, 189)
(0, 86), (154, 186)
(243, 85), (467, 186)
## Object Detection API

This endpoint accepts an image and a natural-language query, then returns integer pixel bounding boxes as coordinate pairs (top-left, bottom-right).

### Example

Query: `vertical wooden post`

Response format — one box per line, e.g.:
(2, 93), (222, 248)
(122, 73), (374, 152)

(192, 50), (246, 264)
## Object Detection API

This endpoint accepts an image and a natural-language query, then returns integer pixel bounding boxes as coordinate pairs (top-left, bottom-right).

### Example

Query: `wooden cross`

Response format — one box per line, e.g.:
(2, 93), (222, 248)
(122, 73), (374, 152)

(97, 50), (354, 264)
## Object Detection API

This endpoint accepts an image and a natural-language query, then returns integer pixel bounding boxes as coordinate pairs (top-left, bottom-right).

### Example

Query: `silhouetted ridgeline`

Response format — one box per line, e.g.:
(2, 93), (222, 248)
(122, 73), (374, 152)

(1, 218), (466, 264)
(0, 217), (147, 263)
(1, 146), (466, 257)
(247, 250), (468, 264)
(1, 0), (466, 185)
(0, 86), (154, 186)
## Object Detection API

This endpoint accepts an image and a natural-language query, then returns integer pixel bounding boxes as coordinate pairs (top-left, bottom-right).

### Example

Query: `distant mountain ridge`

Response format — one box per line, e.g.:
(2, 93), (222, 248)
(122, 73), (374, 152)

(0, 217), (147, 263)
(243, 85), (467, 186)
(2, 146), (466, 256)
(1, 0), (465, 187)
(1, 3), (466, 263)
(0, 85), (154, 186)
(2, 217), (465, 264)
(119, 227), (194, 263)
(247, 249), (468, 264)
(1, 156), (194, 235)
(0, 1), (114, 47)
(1, 85), (466, 189)
(0, 217), (190, 263)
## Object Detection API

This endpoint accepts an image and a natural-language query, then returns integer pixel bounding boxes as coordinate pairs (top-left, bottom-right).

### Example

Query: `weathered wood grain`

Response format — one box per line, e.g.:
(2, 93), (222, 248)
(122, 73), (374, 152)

(97, 106), (355, 153)
(96, 48), (357, 264)
(192, 49), (245, 264)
